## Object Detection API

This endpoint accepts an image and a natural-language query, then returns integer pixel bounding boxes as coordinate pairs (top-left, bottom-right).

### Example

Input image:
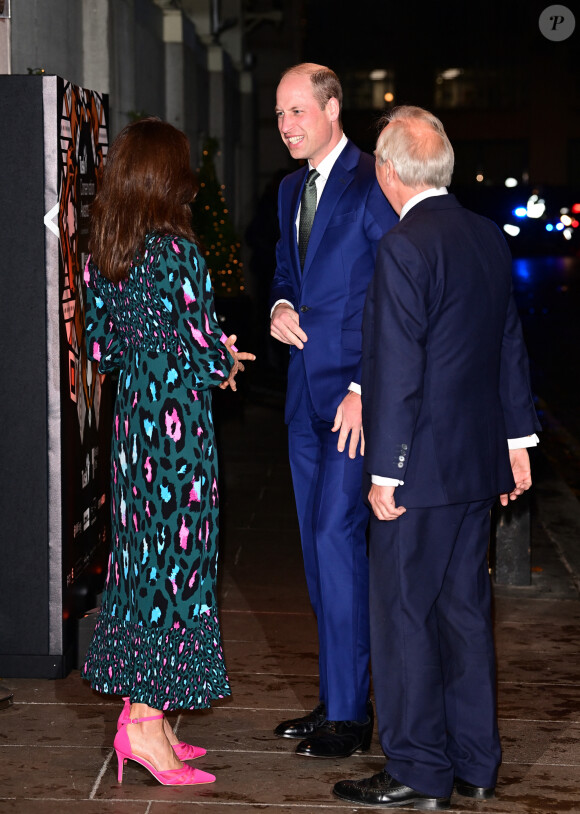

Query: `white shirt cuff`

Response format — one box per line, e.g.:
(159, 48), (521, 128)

(370, 435), (539, 488)
(270, 299), (294, 318)
(508, 434), (540, 449)
(348, 382), (361, 394)
(371, 475), (404, 486)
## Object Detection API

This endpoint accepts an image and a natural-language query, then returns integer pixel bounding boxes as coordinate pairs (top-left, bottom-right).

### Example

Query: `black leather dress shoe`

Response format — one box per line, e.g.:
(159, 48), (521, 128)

(334, 770), (451, 810)
(295, 707), (373, 758)
(274, 703), (327, 739)
(455, 777), (495, 799)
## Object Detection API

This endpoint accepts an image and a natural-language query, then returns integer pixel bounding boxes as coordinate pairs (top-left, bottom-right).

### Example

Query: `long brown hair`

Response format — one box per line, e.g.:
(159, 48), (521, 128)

(89, 118), (198, 282)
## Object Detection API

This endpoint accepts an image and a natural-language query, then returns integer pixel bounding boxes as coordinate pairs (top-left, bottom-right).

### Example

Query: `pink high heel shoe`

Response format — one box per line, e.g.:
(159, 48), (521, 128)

(114, 713), (215, 786)
(118, 697), (206, 760)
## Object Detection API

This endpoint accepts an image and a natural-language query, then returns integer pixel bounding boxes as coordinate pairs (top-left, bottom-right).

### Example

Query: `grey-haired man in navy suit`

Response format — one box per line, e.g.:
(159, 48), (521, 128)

(334, 106), (540, 809)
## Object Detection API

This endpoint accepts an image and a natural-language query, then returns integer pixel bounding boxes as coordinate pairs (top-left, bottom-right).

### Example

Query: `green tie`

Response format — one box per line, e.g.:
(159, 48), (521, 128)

(298, 169), (320, 269)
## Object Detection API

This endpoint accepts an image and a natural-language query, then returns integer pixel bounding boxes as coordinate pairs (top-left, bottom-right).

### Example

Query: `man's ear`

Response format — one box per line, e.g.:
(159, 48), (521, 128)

(376, 159), (393, 185)
(326, 96), (340, 122)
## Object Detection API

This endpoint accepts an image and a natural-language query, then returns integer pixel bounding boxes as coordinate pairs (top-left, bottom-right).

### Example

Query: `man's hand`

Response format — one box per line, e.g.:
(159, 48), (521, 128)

(368, 484), (406, 521)
(220, 334), (256, 391)
(332, 391), (364, 458)
(270, 304), (308, 349)
(500, 447), (532, 506)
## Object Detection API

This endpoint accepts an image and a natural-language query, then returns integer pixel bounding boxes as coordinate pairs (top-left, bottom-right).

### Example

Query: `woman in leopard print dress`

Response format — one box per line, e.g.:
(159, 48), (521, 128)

(82, 118), (253, 786)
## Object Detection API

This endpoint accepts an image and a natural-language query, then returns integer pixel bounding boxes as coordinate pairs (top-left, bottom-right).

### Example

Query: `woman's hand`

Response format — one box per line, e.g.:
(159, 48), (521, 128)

(220, 334), (256, 391)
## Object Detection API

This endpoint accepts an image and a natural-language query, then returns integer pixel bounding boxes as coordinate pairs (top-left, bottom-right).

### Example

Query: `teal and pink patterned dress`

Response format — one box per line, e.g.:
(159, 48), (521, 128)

(82, 233), (233, 710)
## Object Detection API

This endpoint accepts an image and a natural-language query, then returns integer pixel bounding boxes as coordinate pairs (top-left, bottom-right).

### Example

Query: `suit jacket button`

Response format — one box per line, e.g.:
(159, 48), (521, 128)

(300, 305), (310, 313)
(397, 462), (404, 468)
(399, 455), (405, 462)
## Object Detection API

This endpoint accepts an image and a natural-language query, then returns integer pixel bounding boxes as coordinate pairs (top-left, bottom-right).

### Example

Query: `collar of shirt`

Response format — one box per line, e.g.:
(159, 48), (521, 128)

(309, 132), (348, 186)
(400, 187), (447, 220)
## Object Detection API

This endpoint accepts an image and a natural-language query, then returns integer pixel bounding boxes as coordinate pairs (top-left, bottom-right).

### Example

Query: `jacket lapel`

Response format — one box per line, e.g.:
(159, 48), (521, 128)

(301, 141), (359, 278)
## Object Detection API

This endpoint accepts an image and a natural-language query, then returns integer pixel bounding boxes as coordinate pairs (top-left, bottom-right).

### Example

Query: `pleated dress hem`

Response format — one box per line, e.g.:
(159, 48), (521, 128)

(82, 606), (231, 710)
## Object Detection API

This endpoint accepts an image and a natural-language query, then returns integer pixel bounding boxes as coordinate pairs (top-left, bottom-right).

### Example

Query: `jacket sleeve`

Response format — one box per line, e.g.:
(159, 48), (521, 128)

(159, 237), (234, 390)
(362, 233), (427, 480)
(270, 179), (298, 311)
(84, 259), (126, 373)
(499, 291), (541, 437)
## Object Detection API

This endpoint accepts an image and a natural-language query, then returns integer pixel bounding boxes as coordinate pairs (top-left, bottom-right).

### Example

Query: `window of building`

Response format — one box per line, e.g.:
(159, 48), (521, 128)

(342, 69), (396, 111)
(434, 68), (526, 110)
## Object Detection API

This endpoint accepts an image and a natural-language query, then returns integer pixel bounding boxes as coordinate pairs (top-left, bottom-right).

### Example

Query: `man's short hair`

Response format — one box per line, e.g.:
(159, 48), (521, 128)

(376, 106), (454, 189)
(281, 62), (343, 118)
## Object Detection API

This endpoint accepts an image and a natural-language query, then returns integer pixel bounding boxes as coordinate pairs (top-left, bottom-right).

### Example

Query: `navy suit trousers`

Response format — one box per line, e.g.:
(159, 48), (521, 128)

(369, 498), (501, 797)
(288, 382), (370, 722)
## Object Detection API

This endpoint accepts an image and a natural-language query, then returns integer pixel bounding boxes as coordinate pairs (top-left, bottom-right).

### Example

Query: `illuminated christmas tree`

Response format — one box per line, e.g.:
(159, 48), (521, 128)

(192, 137), (245, 298)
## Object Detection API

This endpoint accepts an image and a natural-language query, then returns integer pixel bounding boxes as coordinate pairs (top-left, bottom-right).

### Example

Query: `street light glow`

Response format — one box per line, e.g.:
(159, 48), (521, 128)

(503, 224), (520, 236)
(526, 195), (545, 219)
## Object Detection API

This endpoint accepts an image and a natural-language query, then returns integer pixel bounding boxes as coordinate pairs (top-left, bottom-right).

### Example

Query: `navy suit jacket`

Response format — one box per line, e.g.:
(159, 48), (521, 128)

(270, 140), (397, 424)
(362, 194), (541, 508)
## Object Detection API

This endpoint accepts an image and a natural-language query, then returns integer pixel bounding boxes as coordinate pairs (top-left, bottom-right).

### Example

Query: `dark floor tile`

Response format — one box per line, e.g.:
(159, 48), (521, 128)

(499, 719), (580, 765)
(490, 762), (580, 814)
(1, 671), (105, 706)
(208, 670), (319, 711)
(0, 801), (149, 814)
(0, 701), (116, 747)
(220, 608), (317, 645)
(149, 805), (349, 813)
(495, 626), (580, 658)
(496, 653), (580, 684)
(494, 596), (580, 625)
(221, 639), (318, 676)
(498, 681), (580, 722)
(0, 745), (110, 799)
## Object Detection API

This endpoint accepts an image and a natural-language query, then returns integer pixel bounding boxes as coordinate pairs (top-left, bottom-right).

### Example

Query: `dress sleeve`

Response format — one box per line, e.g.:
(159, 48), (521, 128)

(157, 236), (234, 390)
(83, 259), (125, 373)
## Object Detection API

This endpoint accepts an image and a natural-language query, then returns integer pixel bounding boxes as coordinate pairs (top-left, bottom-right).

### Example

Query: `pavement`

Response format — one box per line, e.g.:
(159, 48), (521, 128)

(1, 382), (579, 813)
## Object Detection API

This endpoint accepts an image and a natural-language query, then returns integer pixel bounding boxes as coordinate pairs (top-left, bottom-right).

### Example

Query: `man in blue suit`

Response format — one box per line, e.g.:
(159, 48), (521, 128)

(270, 63), (397, 758)
(334, 107), (540, 807)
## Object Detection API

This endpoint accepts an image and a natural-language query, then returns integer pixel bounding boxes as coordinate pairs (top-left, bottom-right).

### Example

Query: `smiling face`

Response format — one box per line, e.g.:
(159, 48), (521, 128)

(275, 71), (341, 168)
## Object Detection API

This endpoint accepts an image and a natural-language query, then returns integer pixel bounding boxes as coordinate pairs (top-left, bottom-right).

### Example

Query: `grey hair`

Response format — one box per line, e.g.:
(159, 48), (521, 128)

(375, 106), (454, 188)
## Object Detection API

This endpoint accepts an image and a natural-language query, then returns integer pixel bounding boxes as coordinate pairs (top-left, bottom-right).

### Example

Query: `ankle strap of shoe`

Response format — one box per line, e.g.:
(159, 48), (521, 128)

(126, 714), (165, 724)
